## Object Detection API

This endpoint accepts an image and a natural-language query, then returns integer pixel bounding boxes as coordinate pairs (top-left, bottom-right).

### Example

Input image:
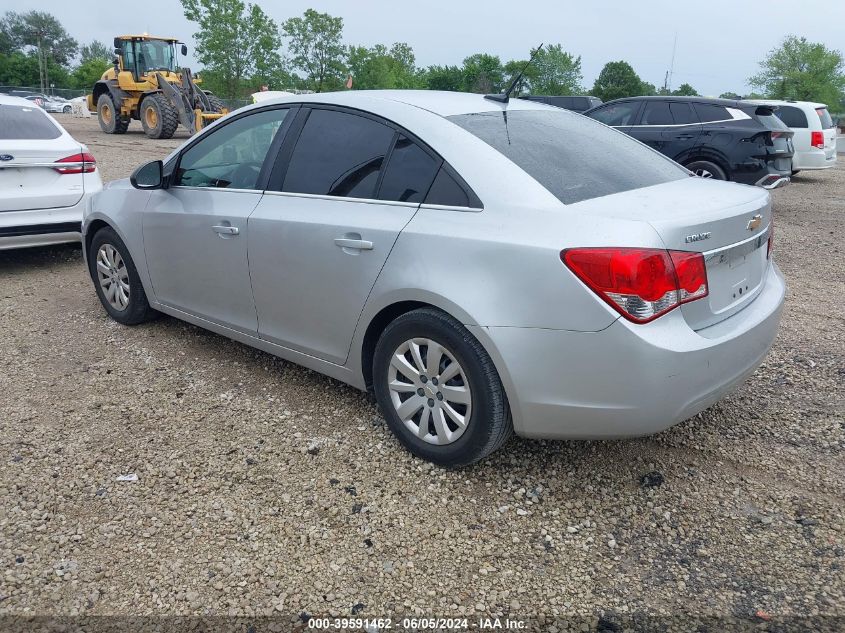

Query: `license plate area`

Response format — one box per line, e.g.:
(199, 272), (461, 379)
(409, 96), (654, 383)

(704, 227), (769, 314)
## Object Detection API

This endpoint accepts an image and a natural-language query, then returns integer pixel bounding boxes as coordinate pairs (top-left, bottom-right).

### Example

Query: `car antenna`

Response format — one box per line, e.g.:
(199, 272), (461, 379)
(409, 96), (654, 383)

(484, 43), (544, 104)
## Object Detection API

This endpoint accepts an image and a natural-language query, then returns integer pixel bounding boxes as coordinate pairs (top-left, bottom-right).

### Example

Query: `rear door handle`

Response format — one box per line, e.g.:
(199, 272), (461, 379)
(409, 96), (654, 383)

(212, 225), (239, 236)
(334, 238), (373, 250)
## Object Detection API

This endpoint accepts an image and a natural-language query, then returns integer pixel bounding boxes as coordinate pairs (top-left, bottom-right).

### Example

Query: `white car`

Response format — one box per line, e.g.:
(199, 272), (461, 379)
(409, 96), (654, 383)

(750, 100), (838, 173)
(0, 94), (102, 250)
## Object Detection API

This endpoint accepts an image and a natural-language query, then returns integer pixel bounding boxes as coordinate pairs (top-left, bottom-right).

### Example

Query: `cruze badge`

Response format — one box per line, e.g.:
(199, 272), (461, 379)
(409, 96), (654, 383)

(0, 154), (14, 162)
(746, 214), (763, 231)
(685, 232), (711, 243)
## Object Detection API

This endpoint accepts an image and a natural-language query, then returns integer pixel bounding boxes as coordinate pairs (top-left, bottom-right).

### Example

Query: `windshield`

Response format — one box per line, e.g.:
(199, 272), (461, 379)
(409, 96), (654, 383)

(448, 109), (686, 205)
(131, 40), (176, 75)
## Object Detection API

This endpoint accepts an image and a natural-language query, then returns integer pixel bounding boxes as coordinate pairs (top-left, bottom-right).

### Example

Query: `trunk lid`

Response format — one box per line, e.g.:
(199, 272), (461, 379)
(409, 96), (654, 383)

(0, 139), (86, 212)
(578, 177), (772, 330)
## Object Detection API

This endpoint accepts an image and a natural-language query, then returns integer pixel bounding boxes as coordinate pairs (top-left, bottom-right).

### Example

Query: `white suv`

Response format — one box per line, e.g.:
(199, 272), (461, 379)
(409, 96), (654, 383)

(750, 100), (837, 174)
(0, 94), (102, 250)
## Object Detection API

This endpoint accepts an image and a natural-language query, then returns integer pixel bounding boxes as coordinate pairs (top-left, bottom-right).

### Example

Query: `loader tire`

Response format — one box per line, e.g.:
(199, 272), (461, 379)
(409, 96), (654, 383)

(98, 94), (129, 134)
(140, 93), (179, 139)
(205, 94), (226, 113)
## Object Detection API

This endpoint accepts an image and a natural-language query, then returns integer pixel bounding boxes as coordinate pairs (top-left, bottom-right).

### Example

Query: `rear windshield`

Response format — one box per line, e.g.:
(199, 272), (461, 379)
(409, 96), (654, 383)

(752, 107), (791, 132)
(816, 107), (834, 129)
(448, 109), (686, 205)
(0, 104), (61, 139)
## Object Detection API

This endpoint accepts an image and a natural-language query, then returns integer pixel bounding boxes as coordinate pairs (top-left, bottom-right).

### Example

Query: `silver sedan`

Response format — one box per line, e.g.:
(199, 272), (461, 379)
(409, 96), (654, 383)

(83, 90), (786, 466)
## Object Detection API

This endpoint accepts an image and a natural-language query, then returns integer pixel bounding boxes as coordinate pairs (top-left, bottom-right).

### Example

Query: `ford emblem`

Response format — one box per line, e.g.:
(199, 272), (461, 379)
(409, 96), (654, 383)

(0, 154), (14, 162)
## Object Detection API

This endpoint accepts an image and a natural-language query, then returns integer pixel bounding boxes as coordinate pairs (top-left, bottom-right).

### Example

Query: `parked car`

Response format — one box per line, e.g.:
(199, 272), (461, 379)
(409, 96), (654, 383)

(23, 94), (72, 114)
(83, 91), (785, 466)
(747, 100), (838, 174)
(519, 95), (602, 112)
(584, 97), (794, 189)
(0, 94), (102, 249)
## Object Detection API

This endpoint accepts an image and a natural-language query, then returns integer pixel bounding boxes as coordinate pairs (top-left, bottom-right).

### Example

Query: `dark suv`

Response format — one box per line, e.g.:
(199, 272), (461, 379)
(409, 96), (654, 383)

(520, 95), (602, 113)
(584, 97), (794, 188)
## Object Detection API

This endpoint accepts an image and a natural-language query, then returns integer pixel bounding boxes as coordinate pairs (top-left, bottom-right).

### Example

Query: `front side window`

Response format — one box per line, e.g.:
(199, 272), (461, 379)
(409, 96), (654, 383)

(174, 108), (288, 189)
(589, 101), (641, 127)
(450, 109), (686, 205)
(378, 136), (440, 203)
(282, 109), (395, 199)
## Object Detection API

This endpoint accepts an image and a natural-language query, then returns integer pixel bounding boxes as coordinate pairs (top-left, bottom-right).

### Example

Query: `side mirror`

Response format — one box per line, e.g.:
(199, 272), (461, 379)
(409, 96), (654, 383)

(113, 37), (122, 49)
(130, 160), (164, 190)
(181, 44), (188, 56)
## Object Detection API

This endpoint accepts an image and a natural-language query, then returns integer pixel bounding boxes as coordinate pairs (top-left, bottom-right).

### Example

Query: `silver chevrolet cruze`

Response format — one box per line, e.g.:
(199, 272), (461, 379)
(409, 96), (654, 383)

(83, 91), (786, 466)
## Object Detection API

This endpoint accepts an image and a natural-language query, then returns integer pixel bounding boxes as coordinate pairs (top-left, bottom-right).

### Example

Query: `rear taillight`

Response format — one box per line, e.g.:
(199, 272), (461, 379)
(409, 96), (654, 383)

(54, 152), (96, 175)
(770, 131), (783, 140)
(561, 247), (708, 323)
(811, 131), (824, 149)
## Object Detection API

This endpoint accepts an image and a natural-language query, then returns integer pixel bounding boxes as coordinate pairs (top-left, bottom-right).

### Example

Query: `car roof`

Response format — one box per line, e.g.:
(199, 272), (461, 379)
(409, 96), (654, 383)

(597, 95), (754, 108)
(0, 94), (40, 107)
(249, 89), (554, 118)
(746, 98), (828, 109)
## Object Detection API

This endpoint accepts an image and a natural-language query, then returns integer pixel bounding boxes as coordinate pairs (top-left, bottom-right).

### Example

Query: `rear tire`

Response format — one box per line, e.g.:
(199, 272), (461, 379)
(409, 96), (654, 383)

(373, 308), (512, 467)
(685, 160), (726, 181)
(140, 93), (179, 139)
(97, 94), (129, 134)
(62, 105), (72, 114)
(205, 93), (226, 113)
(89, 227), (158, 326)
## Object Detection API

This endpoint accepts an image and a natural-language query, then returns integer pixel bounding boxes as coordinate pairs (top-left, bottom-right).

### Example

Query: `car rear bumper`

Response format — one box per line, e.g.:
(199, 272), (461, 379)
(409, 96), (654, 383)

(792, 148), (837, 170)
(0, 198), (87, 250)
(472, 262), (786, 439)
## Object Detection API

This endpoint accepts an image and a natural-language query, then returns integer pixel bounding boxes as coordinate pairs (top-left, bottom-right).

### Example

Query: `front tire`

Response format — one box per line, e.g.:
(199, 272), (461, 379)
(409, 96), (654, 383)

(62, 105), (72, 114)
(140, 93), (179, 139)
(89, 227), (157, 325)
(373, 308), (512, 467)
(685, 160), (727, 180)
(97, 94), (129, 134)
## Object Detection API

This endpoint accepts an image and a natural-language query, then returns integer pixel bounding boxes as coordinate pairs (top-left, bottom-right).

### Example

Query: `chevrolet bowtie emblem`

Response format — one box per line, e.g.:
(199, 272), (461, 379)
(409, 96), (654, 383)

(746, 214), (763, 231)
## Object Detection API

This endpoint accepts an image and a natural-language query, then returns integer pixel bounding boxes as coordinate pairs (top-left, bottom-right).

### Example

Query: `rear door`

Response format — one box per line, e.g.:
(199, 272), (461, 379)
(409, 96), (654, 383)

(629, 100), (702, 158)
(0, 102), (85, 212)
(249, 107), (441, 364)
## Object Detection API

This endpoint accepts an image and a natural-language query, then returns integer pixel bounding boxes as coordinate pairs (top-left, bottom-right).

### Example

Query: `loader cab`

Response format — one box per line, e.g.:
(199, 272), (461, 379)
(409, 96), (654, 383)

(114, 36), (184, 81)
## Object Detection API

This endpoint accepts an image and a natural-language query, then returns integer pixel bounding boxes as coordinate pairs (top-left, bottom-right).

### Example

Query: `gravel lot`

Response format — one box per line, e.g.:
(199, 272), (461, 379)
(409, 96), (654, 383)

(1, 114), (843, 629)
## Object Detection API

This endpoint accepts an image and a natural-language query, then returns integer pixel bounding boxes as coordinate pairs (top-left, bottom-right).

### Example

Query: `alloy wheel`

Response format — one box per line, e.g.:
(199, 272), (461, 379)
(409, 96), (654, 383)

(96, 244), (130, 311)
(694, 168), (714, 178)
(387, 338), (472, 445)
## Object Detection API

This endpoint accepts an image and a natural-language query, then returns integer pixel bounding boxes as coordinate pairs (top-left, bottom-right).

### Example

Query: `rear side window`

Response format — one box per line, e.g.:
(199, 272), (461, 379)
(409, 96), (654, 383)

(816, 107), (834, 129)
(640, 101), (673, 125)
(282, 109), (394, 199)
(450, 109), (686, 205)
(589, 101), (641, 126)
(670, 102), (698, 125)
(776, 106), (808, 128)
(424, 166), (478, 208)
(0, 104), (60, 139)
(378, 135), (440, 203)
(694, 103), (731, 122)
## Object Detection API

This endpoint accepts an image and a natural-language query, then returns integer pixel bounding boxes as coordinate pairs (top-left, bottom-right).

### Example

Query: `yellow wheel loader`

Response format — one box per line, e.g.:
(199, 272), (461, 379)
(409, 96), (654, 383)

(88, 35), (228, 139)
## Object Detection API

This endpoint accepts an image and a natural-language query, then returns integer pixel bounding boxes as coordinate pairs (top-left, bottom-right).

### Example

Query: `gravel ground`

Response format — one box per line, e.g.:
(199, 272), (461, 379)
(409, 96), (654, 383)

(1, 115), (843, 629)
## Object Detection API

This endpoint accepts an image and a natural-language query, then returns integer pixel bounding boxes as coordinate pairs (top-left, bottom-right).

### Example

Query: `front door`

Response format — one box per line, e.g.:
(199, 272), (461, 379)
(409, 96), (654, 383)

(143, 107), (291, 333)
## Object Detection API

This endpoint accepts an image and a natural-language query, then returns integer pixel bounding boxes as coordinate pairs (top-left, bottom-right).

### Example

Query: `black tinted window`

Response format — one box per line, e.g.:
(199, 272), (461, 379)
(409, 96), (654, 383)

(694, 103), (731, 122)
(640, 101), (673, 125)
(776, 106), (808, 128)
(379, 136), (440, 203)
(175, 108), (288, 189)
(589, 101), (640, 126)
(0, 104), (60, 139)
(670, 102), (698, 125)
(425, 167), (472, 207)
(450, 110), (685, 205)
(283, 109), (394, 198)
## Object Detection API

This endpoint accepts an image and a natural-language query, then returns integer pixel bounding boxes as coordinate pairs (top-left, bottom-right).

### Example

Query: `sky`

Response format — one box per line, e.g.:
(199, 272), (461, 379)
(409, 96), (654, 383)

(29, 0), (845, 96)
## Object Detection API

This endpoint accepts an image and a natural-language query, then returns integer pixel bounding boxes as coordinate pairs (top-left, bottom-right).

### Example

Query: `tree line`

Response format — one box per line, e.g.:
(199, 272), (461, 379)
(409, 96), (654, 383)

(1, 5), (843, 111)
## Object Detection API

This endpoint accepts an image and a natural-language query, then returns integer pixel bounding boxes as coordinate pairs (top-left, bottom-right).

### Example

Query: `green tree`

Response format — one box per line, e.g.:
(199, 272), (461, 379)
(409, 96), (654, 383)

(531, 44), (583, 95)
(72, 58), (110, 89)
(182, 0), (282, 98)
(79, 40), (111, 65)
(640, 81), (658, 96)
(347, 42), (419, 89)
(423, 64), (463, 91)
(750, 35), (845, 106)
(0, 50), (69, 88)
(3, 11), (77, 64)
(502, 58), (538, 96)
(591, 61), (645, 101)
(462, 53), (503, 93)
(719, 91), (742, 100)
(672, 82), (698, 96)
(282, 9), (345, 93)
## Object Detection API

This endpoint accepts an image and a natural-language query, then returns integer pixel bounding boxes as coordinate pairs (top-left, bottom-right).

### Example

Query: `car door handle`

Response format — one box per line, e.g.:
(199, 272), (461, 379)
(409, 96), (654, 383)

(334, 238), (373, 250)
(212, 225), (239, 236)
(675, 134), (696, 140)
